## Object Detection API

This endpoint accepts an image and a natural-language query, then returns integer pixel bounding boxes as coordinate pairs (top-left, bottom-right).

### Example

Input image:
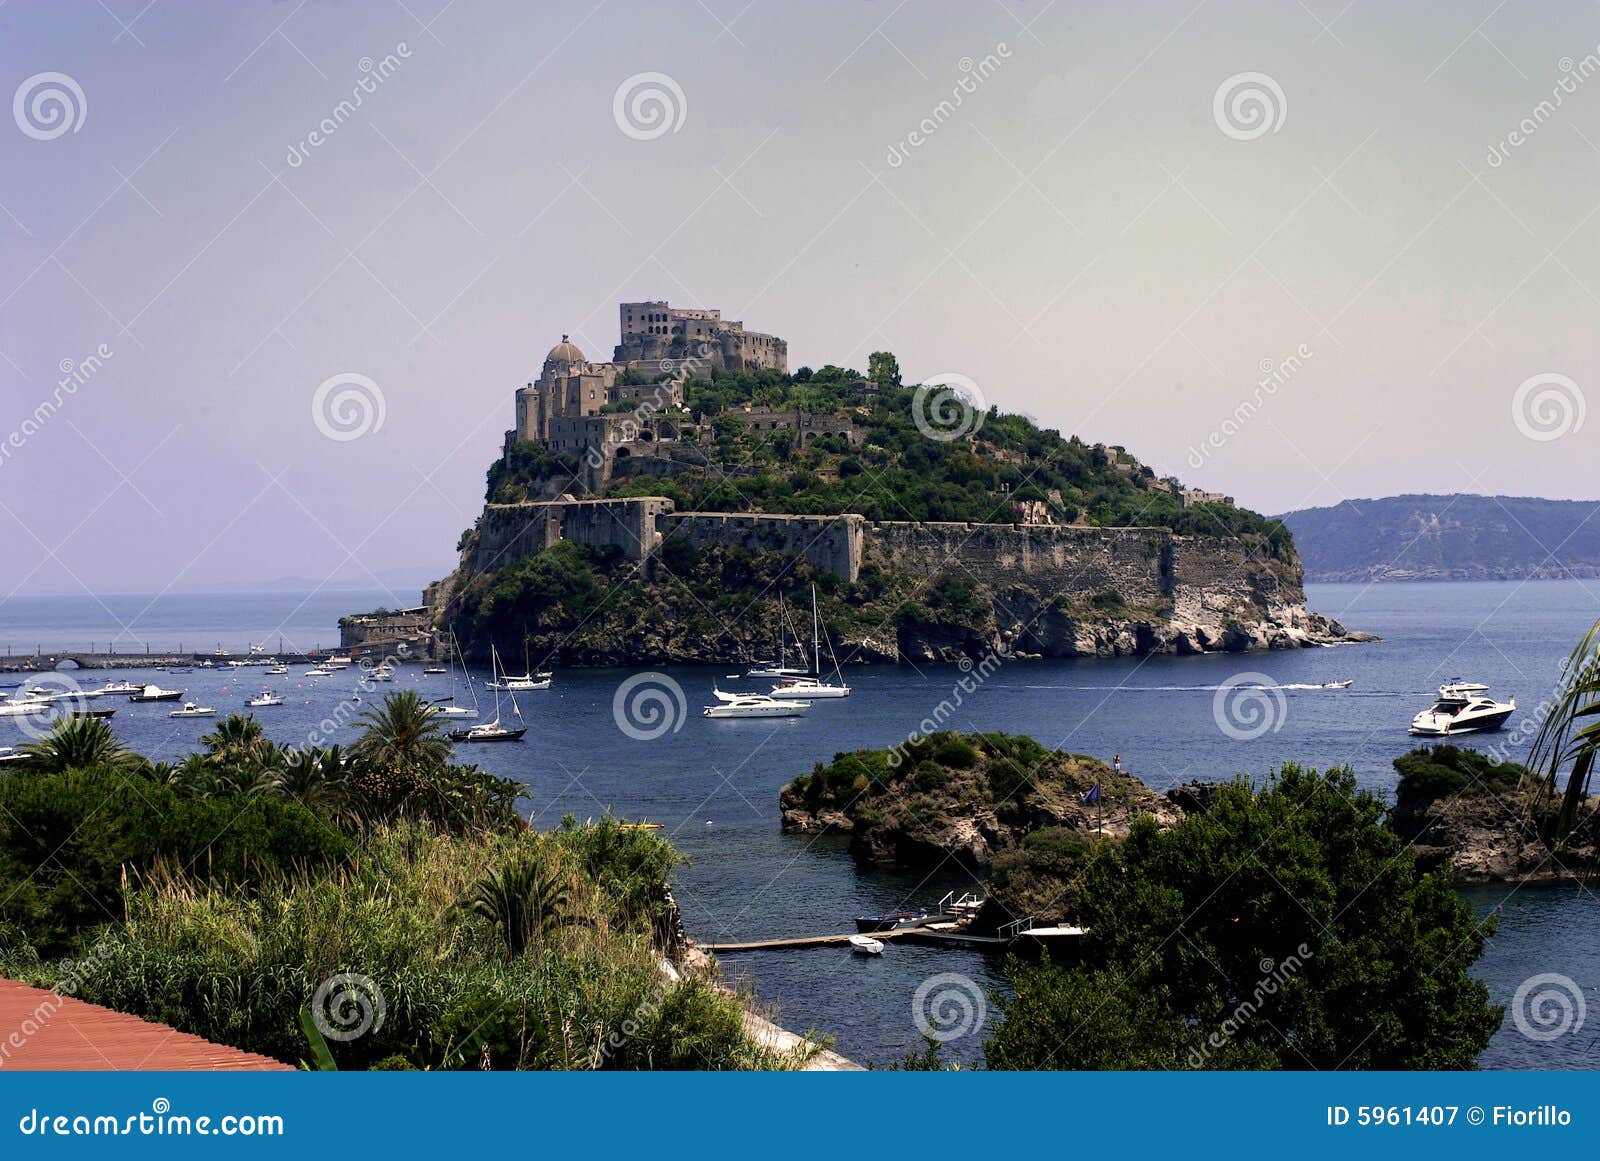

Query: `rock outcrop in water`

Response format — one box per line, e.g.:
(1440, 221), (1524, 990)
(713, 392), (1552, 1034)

(778, 732), (1181, 871)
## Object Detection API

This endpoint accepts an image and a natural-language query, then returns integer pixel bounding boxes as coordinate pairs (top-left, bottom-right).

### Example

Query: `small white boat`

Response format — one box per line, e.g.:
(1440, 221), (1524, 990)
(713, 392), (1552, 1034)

(94, 680), (140, 695)
(303, 667), (332, 678)
(327, 655), (354, 667)
(364, 663), (396, 682)
(169, 702), (216, 718)
(245, 690), (284, 707)
(425, 702), (477, 718)
(266, 664), (289, 676)
(423, 666), (448, 675)
(0, 745), (28, 765)
(703, 690), (810, 719)
(849, 935), (885, 956)
(1323, 679), (1353, 689)
(1409, 681), (1516, 736)
(0, 699), (51, 717)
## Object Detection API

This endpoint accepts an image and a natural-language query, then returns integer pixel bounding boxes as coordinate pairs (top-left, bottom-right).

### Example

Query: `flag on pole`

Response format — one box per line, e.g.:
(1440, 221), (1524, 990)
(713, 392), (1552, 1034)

(1081, 783), (1101, 805)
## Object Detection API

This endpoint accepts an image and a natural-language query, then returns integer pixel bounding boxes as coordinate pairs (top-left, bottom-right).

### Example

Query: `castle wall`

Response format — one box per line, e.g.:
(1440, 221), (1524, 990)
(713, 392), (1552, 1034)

(658, 512), (865, 581)
(864, 522), (1175, 603)
(461, 500), (1290, 615)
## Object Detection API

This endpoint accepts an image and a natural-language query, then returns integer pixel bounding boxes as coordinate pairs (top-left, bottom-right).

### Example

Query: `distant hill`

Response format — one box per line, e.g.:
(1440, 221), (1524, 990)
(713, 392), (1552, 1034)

(1278, 494), (1600, 582)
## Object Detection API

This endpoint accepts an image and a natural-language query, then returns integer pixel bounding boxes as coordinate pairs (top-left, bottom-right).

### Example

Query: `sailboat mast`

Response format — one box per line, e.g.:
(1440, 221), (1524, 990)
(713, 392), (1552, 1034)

(812, 585), (821, 675)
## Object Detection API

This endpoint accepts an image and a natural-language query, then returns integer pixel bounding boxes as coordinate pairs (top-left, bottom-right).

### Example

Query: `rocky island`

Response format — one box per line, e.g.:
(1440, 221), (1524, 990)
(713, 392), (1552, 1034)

(346, 302), (1365, 664)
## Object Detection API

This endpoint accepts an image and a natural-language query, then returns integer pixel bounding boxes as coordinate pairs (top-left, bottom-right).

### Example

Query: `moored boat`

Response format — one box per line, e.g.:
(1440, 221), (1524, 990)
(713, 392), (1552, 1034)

(129, 684), (184, 702)
(854, 908), (928, 934)
(849, 934), (885, 956)
(1409, 681), (1516, 736)
(169, 702), (216, 718)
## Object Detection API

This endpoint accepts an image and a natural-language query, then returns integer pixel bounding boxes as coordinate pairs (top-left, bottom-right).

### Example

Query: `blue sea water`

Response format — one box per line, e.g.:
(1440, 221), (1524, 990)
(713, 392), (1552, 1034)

(2, 579), (1597, 1069)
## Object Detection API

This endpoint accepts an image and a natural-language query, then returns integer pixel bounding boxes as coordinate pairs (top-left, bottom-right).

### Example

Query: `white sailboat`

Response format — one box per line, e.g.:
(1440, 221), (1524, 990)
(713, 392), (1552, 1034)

(770, 585), (851, 699)
(485, 641), (552, 690)
(746, 595), (812, 679)
(426, 631), (479, 718)
(452, 645), (527, 742)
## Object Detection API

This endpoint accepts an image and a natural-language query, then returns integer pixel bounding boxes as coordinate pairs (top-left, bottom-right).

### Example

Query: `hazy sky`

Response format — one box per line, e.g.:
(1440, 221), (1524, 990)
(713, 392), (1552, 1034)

(2, 0), (1597, 603)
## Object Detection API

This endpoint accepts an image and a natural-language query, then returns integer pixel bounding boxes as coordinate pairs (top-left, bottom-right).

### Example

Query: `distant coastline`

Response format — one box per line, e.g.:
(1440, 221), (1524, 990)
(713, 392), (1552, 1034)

(1280, 494), (1600, 583)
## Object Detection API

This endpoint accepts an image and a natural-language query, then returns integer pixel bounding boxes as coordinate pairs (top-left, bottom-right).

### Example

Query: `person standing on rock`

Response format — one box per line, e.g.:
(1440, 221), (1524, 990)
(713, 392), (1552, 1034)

(1112, 754), (1122, 774)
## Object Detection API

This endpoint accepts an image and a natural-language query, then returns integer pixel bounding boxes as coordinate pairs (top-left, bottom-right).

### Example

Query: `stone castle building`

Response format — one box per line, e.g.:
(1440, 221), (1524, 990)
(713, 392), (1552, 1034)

(514, 302), (787, 446)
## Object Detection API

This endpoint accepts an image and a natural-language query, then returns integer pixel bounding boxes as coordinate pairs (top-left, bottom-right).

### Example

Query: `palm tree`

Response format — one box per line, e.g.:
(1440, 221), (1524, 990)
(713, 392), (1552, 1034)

(200, 714), (278, 768)
(19, 715), (145, 774)
(468, 857), (580, 958)
(279, 745), (355, 824)
(1529, 619), (1600, 838)
(350, 691), (452, 775)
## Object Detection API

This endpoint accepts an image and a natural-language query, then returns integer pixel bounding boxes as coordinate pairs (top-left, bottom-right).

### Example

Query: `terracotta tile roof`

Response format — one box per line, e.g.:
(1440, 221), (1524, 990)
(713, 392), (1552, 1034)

(0, 979), (291, 1071)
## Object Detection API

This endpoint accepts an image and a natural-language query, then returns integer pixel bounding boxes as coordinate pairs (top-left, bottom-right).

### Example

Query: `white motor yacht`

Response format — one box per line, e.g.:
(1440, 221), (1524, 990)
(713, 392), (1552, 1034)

(246, 690), (284, 707)
(129, 684), (184, 702)
(169, 702), (216, 718)
(266, 664), (289, 676)
(1409, 682), (1516, 736)
(703, 690), (810, 719)
(303, 666), (332, 678)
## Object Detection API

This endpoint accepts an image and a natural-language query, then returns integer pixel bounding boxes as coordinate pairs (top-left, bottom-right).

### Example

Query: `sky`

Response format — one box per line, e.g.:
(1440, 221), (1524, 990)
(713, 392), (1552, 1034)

(1, 0), (1597, 603)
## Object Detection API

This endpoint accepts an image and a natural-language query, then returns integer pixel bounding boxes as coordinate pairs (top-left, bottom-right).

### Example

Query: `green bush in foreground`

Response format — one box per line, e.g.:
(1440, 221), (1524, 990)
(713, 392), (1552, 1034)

(985, 764), (1502, 1070)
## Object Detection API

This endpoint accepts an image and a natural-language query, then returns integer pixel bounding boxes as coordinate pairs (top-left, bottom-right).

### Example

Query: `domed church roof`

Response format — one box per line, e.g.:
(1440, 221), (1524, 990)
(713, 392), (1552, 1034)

(544, 335), (585, 365)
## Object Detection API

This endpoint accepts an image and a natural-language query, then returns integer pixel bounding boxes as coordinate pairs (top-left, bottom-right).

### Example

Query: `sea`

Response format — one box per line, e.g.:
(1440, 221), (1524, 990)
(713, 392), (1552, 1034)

(2, 580), (1597, 1070)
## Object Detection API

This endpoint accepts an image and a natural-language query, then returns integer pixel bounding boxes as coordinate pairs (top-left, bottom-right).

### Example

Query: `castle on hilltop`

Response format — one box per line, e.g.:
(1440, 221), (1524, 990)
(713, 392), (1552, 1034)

(510, 302), (848, 494)
(514, 301), (786, 446)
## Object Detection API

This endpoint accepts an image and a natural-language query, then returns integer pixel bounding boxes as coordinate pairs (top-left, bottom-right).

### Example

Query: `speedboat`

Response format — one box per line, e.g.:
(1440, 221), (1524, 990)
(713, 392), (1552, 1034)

(423, 666), (448, 675)
(129, 684), (184, 702)
(327, 655), (354, 668)
(1322, 679), (1354, 689)
(169, 702), (216, 718)
(364, 663), (396, 682)
(266, 664), (289, 676)
(69, 707), (116, 720)
(1409, 681), (1516, 736)
(303, 666), (332, 678)
(849, 935), (885, 956)
(246, 690), (284, 707)
(94, 680), (140, 695)
(0, 698), (51, 717)
(703, 690), (810, 719)
(855, 908), (928, 934)
(0, 745), (27, 765)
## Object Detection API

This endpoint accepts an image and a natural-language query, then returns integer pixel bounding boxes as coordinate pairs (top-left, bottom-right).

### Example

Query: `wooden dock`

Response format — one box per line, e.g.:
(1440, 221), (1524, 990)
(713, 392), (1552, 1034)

(702, 926), (1015, 954)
